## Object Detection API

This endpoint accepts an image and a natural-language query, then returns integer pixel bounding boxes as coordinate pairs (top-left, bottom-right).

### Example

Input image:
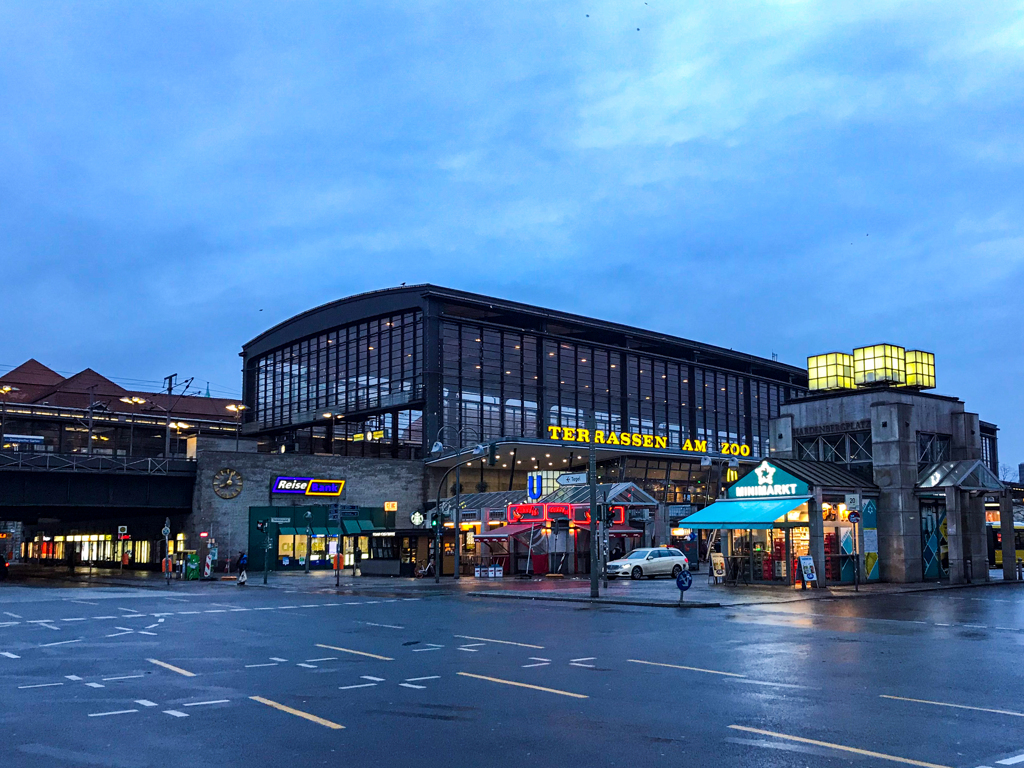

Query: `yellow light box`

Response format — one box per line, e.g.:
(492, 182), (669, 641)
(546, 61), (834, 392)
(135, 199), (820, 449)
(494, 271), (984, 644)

(905, 350), (936, 389)
(807, 353), (855, 391)
(853, 344), (906, 386)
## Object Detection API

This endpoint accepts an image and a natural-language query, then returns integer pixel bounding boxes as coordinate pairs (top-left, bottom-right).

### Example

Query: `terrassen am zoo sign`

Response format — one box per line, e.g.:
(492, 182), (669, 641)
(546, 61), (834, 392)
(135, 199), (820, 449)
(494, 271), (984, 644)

(272, 477), (346, 497)
(728, 461), (808, 499)
(546, 426), (750, 456)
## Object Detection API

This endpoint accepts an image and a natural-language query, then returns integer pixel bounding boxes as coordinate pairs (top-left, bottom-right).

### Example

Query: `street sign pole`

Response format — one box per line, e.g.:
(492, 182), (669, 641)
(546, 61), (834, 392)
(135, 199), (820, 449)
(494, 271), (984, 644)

(588, 415), (599, 598)
(162, 517), (171, 587)
(263, 524), (272, 585)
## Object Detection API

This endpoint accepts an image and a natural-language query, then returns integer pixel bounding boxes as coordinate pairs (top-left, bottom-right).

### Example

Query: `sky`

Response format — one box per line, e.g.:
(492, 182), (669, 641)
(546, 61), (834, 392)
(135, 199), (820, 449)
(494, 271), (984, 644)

(1, 1), (1022, 470)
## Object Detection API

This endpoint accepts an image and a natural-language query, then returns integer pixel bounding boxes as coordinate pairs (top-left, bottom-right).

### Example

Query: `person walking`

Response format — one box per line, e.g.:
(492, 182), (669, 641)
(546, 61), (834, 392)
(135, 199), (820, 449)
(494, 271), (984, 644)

(236, 551), (248, 586)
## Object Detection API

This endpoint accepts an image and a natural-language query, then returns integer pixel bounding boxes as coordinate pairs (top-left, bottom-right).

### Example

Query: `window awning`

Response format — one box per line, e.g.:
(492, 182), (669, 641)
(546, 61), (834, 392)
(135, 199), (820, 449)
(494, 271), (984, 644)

(310, 527), (332, 537)
(341, 520), (362, 535)
(475, 523), (542, 540)
(682, 497), (810, 529)
(357, 520), (379, 532)
(276, 527), (298, 537)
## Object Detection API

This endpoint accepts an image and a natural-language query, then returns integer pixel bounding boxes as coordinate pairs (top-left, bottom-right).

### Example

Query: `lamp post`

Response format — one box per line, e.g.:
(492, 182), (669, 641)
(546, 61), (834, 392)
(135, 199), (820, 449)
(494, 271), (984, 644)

(0, 385), (19, 449)
(304, 510), (313, 575)
(226, 404), (247, 451)
(119, 396), (146, 457)
(431, 425), (481, 580)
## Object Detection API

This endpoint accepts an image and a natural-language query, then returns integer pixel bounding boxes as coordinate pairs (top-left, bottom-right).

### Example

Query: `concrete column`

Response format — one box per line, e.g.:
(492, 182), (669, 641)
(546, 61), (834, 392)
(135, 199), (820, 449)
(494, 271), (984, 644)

(768, 415), (794, 458)
(809, 487), (826, 586)
(1001, 490), (1017, 582)
(946, 487), (964, 584)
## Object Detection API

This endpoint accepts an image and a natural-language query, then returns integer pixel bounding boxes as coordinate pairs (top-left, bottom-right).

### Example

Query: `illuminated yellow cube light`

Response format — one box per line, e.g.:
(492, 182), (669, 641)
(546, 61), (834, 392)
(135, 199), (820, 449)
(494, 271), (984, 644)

(905, 350), (936, 389)
(807, 353), (855, 391)
(853, 344), (906, 386)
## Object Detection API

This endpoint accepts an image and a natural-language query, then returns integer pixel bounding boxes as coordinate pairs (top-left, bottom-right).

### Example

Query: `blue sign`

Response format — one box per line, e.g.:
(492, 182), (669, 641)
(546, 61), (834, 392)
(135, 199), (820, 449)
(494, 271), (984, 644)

(527, 475), (543, 500)
(675, 570), (692, 591)
(848, 511), (861, 524)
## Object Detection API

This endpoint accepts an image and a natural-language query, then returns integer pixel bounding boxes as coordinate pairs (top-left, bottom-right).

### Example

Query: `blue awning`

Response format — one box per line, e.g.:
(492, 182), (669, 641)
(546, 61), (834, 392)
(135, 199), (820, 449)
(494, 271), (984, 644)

(681, 497), (810, 529)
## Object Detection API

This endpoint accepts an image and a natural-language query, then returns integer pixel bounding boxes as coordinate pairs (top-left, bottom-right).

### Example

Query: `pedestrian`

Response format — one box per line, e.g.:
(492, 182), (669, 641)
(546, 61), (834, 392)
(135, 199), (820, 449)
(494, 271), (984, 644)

(236, 551), (248, 586)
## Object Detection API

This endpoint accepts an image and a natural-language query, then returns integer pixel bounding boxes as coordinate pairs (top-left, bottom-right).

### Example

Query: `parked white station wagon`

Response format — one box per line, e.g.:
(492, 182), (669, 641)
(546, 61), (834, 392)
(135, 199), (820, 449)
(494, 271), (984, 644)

(606, 547), (689, 580)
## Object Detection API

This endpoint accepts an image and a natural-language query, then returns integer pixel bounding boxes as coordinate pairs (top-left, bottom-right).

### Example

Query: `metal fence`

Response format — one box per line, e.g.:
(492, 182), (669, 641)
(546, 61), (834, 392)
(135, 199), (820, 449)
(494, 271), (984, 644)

(0, 452), (196, 475)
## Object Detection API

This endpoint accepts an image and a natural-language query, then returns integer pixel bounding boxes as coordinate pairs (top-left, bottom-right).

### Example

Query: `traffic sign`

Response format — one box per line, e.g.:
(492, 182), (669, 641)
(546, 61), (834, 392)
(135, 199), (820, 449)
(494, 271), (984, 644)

(848, 511), (861, 524)
(118, 525), (128, 535)
(675, 570), (693, 591)
(270, 517), (291, 524)
(556, 472), (587, 486)
(161, 526), (170, 537)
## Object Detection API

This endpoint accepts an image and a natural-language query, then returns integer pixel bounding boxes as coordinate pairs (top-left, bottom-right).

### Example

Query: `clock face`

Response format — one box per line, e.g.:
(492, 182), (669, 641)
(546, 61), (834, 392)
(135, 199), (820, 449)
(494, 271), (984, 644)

(410, 511), (425, 526)
(213, 468), (243, 499)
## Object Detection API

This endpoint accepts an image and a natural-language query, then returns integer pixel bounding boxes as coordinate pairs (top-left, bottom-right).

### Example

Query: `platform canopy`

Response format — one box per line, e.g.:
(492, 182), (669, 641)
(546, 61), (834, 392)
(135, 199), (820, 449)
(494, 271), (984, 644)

(680, 497), (810, 530)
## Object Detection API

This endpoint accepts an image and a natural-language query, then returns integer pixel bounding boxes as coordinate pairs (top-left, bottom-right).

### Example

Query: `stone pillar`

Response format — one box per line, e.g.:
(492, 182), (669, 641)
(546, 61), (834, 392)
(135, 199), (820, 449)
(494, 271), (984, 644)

(965, 493), (990, 582)
(809, 487), (826, 585)
(769, 415), (794, 458)
(872, 402), (919, 582)
(946, 487), (964, 584)
(1001, 490), (1017, 581)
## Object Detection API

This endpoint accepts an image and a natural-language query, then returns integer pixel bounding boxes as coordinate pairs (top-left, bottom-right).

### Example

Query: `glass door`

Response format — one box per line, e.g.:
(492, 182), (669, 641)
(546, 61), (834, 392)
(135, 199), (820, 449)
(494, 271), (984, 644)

(921, 502), (949, 580)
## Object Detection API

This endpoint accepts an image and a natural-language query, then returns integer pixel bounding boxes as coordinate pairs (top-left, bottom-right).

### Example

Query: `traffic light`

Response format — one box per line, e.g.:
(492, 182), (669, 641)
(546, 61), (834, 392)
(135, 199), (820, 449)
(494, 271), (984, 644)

(487, 442), (497, 466)
(430, 512), (439, 529)
(256, 520), (266, 532)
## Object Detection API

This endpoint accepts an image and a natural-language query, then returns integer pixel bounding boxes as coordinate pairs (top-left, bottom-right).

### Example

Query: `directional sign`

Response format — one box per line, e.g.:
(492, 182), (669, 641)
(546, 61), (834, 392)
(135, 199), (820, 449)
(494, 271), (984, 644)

(118, 525), (128, 536)
(270, 517), (291, 524)
(161, 526), (170, 537)
(675, 570), (693, 591)
(848, 511), (861, 524)
(556, 472), (587, 486)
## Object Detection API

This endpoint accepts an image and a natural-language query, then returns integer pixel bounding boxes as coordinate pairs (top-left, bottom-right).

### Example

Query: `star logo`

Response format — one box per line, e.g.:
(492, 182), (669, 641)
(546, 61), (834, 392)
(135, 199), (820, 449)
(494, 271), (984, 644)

(754, 461), (776, 486)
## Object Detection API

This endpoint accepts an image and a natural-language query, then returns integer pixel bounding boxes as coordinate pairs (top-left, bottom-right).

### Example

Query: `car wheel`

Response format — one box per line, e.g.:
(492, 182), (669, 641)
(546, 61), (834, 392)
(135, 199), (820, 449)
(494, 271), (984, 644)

(671, 564), (682, 578)
(631, 566), (643, 580)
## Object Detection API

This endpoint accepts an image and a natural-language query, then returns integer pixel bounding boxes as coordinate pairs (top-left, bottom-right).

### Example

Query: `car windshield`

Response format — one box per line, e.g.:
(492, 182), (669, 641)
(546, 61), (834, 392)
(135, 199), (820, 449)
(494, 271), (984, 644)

(624, 550), (649, 560)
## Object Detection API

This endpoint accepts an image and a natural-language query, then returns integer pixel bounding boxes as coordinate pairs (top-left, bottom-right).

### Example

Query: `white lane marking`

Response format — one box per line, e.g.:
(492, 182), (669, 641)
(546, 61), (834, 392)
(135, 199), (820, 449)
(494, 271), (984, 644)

(145, 624), (159, 629)
(3, 612), (22, 618)
(41, 638), (82, 647)
(103, 675), (144, 681)
(245, 663), (278, 668)
(998, 755), (1024, 765)
(164, 597), (189, 602)
(305, 658), (337, 663)
(733, 679), (813, 690)
(0, 622), (20, 627)
(204, 610), (226, 614)
(935, 623), (951, 626)
(230, 608), (251, 612)
(118, 607), (142, 614)
(88, 709), (137, 717)
(362, 622), (405, 629)
(412, 644), (444, 652)
(323, 603), (340, 607)
(522, 662), (550, 668)
(399, 682), (426, 689)
(163, 710), (188, 718)
(339, 683), (377, 690)
(570, 662), (595, 668)
(85, 682), (105, 688)
(135, 699), (158, 707)
(105, 632), (133, 638)
(457, 647), (480, 652)
(28, 620), (58, 625)
(405, 676), (440, 682)
(92, 616), (117, 620)
(529, 657), (551, 662)
(269, 657), (288, 662)
(360, 676), (385, 682)
(300, 605), (318, 608)
(69, 600), (98, 606)
(254, 608), (276, 611)
(62, 618), (87, 622)
(403, 598), (421, 601)
(277, 606), (298, 610)
(2, 652), (21, 659)
(18, 682), (63, 689)
(570, 657), (596, 662)
(344, 602), (361, 605)
(65, 675), (83, 680)
(177, 611), (201, 615)
(114, 627), (133, 632)
(964, 624), (988, 629)
(151, 613), (175, 617)
(297, 663), (317, 669)
(183, 699), (230, 707)
(137, 631), (158, 636)
(363, 601), (380, 604)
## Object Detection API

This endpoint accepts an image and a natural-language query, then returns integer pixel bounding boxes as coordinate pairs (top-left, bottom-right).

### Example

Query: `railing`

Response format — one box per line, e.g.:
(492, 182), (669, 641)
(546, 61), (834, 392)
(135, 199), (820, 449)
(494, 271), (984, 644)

(0, 452), (197, 475)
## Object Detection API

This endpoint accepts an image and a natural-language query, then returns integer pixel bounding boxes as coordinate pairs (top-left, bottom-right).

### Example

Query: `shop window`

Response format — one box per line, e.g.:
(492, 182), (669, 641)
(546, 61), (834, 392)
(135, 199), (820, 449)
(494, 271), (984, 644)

(278, 535), (294, 560)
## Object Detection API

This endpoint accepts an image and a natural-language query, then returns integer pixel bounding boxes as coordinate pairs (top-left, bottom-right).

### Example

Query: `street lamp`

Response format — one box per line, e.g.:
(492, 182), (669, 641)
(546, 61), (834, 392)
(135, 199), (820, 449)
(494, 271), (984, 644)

(0, 385), (19, 450)
(226, 404), (247, 452)
(169, 422), (191, 457)
(432, 425), (482, 581)
(119, 396), (146, 457)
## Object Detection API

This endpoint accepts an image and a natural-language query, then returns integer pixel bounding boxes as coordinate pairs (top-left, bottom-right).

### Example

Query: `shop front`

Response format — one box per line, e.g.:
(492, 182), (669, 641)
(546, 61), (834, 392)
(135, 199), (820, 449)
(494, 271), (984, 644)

(248, 506), (391, 573)
(682, 459), (878, 587)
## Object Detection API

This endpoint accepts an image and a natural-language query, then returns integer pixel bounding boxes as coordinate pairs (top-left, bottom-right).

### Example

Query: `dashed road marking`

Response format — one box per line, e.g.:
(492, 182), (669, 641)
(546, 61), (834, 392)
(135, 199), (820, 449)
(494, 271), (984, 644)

(41, 638), (82, 647)
(412, 644), (444, 653)
(362, 622), (405, 629)
(405, 676), (440, 682)
(458, 672), (588, 699)
(89, 709), (138, 717)
(66, 675), (83, 680)
(881, 694), (1024, 718)
(62, 618), (87, 622)
(361, 676), (385, 682)
(1, 651), (20, 659)
(997, 754), (1024, 765)
(184, 699), (230, 707)
(297, 663), (317, 669)
(727, 725), (951, 768)
(147, 659), (195, 677)
(628, 659), (746, 678)
(270, 657), (288, 662)
(306, 657), (337, 663)
(315, 644), (393, 661)
(339, 683), (376, 690)
(163, 709), (188, 718)
(104, 675), (144, 681)
(19, 682), (63, 689)
(454, 635), (544, 649)
(135, 700), (158, 707)
(249, 696), (344, 730)
(246, 663), (278, 668)
(3, 612), (22, 618)
(138, 631), (158, 636)
(85, 682), (105, 688)
(570, 657), (596, 668)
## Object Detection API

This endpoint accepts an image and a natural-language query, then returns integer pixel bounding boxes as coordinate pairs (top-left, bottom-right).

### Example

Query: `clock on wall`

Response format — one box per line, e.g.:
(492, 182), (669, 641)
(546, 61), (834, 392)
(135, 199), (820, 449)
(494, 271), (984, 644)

(212, 468), (243, 499)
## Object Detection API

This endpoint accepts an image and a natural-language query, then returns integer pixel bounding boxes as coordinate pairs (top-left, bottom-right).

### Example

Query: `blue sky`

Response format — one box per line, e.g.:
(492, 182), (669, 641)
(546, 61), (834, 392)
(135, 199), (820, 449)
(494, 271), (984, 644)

(2, 2), (1022, 469)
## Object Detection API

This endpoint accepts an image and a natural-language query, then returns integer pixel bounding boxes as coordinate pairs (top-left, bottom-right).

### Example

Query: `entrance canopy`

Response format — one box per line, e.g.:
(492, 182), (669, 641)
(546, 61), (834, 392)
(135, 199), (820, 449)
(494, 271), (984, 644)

(681, 497), (810, 529)
(475, 523), (542, 540)
(917, 460), (1003, 492)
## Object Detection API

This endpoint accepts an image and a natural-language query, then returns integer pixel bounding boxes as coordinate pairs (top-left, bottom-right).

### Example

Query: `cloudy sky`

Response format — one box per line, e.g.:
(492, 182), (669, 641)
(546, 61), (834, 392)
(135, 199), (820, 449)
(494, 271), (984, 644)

(2, 1), (1022, 467)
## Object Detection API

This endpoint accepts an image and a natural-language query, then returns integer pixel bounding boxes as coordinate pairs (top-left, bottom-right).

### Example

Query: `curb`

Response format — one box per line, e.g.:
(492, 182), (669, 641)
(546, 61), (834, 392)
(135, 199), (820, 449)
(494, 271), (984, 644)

(468, 591), (721, 608)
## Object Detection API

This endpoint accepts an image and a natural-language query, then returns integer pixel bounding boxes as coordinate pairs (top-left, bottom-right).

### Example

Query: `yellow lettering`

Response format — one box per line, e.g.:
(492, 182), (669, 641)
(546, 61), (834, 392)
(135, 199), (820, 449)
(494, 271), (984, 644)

(682, 439), (693, 451)
(642, 434), (654, 448)
(695, 440), (707, 452)
(606, 432), (619, 445)
(654, 436), (667, 449)
(740, 444), (751, 457)
(631, 433), (642, 447)
(564, 428), (575, 441)
(548, 426), (561, 440)
(576, 428), (590, 443)
(595, 430), (606, 444)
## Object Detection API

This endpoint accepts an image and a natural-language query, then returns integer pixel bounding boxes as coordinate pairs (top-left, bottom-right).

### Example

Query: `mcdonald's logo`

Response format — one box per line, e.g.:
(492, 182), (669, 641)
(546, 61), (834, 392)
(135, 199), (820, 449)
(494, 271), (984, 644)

(725, 468), (739, 483)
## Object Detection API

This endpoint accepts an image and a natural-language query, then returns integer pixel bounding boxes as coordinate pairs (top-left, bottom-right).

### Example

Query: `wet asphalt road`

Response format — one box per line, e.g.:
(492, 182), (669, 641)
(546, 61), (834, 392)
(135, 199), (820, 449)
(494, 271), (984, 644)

(2, 580), (1024, 768)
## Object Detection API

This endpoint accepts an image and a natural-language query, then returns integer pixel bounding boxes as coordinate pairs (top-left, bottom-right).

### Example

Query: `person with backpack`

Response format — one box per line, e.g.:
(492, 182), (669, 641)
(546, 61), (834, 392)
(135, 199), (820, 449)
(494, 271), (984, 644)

(236, 551), (248, 586)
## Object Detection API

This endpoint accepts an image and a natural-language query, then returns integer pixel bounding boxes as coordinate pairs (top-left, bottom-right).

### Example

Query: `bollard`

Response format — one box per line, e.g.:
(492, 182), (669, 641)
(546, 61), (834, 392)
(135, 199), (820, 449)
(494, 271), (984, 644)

(1017, 559), (1022, 581)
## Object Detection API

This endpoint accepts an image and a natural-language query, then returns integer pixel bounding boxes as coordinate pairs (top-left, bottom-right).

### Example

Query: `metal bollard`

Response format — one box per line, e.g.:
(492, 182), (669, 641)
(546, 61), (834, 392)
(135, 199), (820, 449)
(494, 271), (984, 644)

(1017, 559), (1022, 581)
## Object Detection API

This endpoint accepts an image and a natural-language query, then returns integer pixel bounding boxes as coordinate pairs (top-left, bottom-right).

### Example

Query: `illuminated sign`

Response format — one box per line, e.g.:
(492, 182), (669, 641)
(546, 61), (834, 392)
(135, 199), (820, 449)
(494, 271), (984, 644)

(729, 461), (807, 499)
(546, 426), (750, 456)
(384, 501), (398, 512)
(272, 477), (347, 496)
